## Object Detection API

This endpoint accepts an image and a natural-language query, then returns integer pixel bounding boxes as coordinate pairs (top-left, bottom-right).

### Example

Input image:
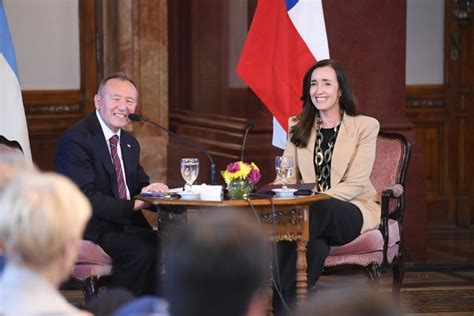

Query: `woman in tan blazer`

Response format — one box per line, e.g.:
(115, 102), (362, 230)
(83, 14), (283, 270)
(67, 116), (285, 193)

(273, 59), (380, 315)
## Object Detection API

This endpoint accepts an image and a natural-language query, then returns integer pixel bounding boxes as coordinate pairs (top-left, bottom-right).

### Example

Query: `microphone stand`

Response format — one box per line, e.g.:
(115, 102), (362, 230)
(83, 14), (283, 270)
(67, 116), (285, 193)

(240, 121), (255, 161)
(129, 114), (216, 185)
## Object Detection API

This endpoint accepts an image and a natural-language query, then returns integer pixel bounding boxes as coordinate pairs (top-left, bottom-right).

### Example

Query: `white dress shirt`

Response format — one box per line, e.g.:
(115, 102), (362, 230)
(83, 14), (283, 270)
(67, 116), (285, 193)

(95, 110), (131, 199)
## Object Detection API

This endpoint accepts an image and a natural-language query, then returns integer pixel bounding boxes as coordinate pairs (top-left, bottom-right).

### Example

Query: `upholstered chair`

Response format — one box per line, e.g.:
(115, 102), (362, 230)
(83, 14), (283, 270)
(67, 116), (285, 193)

(72, 240), (113, 302)
(322, 131), (411, 298)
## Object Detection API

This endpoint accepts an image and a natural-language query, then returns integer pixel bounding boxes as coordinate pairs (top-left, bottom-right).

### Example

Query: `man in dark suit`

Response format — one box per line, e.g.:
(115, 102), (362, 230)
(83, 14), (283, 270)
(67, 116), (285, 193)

(55, 73), (167, 296)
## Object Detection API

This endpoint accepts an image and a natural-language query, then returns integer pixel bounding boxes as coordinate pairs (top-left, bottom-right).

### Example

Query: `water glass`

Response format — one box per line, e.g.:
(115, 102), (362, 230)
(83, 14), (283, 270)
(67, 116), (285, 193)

(275, 156), (294, 190)
(180, 158), (199, 192)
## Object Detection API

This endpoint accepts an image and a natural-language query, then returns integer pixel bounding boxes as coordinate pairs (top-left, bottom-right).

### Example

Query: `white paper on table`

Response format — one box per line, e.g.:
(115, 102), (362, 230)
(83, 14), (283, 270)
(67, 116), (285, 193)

(170, 184), (223, 201)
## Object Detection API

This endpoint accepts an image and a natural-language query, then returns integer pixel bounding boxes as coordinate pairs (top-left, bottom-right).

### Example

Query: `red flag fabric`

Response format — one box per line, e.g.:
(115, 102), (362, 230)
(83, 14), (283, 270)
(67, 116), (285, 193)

(237, 0), (315, 131)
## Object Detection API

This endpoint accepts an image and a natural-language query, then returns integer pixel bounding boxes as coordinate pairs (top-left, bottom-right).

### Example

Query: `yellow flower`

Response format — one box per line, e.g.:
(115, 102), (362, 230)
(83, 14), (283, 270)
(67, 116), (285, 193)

(250, 162), (259, 172)
(221, 161), (256, 184)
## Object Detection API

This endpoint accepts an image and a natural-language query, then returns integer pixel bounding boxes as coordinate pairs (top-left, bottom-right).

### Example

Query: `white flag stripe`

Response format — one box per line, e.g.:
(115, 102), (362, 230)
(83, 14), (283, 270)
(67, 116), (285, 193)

(0, 53), (32, 161)
(272, 118), (288, 149)
(287, 0), (330, 60)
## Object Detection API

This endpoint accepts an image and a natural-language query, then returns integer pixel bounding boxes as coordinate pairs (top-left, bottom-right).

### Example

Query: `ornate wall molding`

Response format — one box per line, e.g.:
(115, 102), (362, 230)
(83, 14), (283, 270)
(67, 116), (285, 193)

(25, 103), (82, 115)
(407, 98), (445, 108)
(260, 208), (304, 227)
(406, 84), (446, 108)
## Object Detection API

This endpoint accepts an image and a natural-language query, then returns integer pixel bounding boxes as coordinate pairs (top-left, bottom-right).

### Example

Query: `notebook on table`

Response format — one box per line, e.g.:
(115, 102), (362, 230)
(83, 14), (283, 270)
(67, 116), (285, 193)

(256, 183), (316, 196)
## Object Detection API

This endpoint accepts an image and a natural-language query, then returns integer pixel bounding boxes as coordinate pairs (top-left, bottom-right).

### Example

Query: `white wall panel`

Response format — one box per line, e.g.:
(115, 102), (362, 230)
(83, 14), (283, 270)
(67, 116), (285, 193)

(4, 0), (80, 90)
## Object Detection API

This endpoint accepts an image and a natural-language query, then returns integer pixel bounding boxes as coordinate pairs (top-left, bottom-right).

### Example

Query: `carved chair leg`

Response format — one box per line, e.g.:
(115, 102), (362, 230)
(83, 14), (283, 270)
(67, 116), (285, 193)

(82, 276), (100, 303)
(364, 263), (381, 286)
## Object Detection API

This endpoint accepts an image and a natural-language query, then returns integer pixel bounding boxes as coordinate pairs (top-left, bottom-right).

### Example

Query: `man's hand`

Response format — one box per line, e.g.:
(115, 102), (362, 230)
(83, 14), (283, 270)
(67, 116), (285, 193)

(142, 182), (169, 193)
(133, 182), (169, 211)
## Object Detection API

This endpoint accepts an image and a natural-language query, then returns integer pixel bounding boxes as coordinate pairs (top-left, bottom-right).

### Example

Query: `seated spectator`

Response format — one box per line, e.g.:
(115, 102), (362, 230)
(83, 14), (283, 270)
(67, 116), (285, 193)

(0, 135), (34, 273)
(114, 295), (169, 316)
(113, 211), (270, 316)
(165, 211), (270, 316)
(0, 172), (92, 315)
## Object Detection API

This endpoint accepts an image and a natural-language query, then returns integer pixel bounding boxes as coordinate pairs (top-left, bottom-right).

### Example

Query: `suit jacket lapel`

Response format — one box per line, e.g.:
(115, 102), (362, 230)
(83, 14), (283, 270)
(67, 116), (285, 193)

(331, 114), (357, 186)
(88, 114), (119, 197)
(120, 133), (133, 184)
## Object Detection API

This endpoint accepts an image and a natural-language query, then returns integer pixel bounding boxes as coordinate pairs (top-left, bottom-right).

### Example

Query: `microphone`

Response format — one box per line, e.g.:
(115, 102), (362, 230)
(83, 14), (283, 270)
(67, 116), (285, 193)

(128, 113), (217, 185)
(240, 121), (255, 161)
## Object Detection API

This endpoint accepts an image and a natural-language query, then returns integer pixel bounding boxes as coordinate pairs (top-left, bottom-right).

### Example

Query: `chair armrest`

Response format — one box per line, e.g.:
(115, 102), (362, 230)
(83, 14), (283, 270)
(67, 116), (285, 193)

(383, 184), (404, 198)
(380, 184), (404, 219)
(379, 184), (404, 265)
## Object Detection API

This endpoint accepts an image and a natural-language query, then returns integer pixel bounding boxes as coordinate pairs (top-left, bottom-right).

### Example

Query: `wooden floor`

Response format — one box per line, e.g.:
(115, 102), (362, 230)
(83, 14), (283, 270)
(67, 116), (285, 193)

(315, 268), (474, 315)
(399, 224), (474, 315)
(63, 224), (474, 315)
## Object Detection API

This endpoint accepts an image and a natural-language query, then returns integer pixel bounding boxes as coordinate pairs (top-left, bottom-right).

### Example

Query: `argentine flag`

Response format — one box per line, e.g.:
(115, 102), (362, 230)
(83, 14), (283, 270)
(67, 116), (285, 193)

(237, 0), (330, 148)
(0, 0), (31, 160)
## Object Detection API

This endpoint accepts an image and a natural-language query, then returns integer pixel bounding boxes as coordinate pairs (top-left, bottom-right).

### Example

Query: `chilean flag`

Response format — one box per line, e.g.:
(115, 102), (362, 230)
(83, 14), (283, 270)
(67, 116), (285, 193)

(0, 0), (32, 160)
(237, 0), (329, 148)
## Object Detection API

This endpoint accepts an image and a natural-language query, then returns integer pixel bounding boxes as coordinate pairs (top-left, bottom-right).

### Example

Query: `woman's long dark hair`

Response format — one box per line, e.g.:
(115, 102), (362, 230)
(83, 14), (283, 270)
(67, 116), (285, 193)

(290, 59), (358, 147)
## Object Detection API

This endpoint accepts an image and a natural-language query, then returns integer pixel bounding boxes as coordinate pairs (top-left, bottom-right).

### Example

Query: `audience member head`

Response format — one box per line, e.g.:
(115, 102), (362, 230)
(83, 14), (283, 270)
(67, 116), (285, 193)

(0, 172), (91, 286)
(296, 287), (403, 316)
(164, 211), (270, 316)
(94, 72), (138, 133)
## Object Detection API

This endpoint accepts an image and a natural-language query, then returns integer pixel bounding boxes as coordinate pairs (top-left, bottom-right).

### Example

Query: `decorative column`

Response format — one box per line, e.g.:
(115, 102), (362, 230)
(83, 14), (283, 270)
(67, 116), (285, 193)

(100, 0), (169, 183)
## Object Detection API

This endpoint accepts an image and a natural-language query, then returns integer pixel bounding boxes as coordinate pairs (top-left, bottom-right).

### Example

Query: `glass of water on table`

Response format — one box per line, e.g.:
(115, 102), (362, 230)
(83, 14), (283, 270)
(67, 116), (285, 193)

(180, 158), (199, 192)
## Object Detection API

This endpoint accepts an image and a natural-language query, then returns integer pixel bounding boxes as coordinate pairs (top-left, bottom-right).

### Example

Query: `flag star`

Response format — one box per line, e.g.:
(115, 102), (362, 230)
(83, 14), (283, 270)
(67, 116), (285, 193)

(127, 144), (131, 148)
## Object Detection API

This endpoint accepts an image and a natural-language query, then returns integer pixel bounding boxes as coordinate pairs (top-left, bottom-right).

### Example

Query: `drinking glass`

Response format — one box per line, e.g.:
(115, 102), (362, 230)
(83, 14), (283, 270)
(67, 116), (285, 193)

(275, 156), (294, 191)
(180, 158), (199, 192)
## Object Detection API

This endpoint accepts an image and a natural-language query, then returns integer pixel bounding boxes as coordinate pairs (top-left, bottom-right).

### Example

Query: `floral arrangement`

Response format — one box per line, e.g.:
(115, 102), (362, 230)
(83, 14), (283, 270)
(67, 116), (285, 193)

(221, 161), (261, 186)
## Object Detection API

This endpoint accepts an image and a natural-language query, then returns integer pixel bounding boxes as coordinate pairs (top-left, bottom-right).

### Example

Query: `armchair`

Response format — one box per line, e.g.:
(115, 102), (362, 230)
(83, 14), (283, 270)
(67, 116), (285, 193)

(322, 131), (411, 298)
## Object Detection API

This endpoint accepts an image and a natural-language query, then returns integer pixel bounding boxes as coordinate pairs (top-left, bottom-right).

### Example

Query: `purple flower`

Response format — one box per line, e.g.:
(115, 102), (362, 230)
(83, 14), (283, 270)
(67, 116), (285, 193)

(247, 168), (261, 185)
(226, 161), (241, 173)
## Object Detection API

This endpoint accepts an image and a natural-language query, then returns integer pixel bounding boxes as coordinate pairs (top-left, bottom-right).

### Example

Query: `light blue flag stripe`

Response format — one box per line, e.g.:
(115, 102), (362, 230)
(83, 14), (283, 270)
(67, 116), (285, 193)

(0, 0), (32, 161)
(0, 0), (19, 78)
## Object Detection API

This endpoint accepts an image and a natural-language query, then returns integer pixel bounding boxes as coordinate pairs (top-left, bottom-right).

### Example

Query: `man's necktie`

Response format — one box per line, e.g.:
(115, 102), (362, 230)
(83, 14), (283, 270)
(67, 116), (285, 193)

(109, 135), (127, 199)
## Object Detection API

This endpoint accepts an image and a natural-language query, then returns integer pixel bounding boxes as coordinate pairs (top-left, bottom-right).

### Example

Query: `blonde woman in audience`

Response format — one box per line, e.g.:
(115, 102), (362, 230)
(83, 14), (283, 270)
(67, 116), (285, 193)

(0, 137), (35, 273)
(0, 172), (92, 315)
